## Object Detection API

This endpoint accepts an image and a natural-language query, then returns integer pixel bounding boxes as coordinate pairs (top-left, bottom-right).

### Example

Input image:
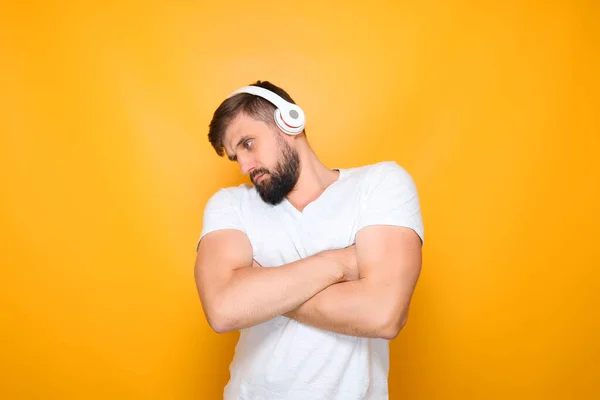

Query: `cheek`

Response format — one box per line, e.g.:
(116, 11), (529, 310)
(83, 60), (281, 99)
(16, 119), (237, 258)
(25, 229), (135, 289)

(260, 148), (279, 168)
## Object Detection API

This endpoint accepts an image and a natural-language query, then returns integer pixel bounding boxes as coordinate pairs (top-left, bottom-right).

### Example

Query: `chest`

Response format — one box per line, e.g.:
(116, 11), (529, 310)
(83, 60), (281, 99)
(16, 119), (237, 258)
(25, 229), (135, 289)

(243, 186), (363, 267)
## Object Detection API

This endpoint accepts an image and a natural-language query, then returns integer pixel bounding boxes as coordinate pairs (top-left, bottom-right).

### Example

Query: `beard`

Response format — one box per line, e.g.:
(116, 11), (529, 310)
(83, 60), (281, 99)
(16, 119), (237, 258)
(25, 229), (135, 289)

(250, 138), (300, 205)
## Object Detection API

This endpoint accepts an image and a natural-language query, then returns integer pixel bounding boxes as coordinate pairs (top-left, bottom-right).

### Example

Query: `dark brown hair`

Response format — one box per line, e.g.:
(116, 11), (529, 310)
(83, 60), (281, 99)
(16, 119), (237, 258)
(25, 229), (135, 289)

(207, 80), (301, 156)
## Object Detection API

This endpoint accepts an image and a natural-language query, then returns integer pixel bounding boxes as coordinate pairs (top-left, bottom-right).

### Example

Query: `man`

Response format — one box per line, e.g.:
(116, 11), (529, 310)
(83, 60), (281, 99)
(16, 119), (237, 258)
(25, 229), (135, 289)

(194, 80), (424, 399)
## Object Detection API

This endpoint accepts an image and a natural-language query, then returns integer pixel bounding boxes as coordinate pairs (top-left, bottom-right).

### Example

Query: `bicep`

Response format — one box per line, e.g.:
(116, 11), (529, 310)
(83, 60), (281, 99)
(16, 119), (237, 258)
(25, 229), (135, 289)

(355, 225), (422, 295)
(355, 162), (424, 289)
(194, 229), (254, 306)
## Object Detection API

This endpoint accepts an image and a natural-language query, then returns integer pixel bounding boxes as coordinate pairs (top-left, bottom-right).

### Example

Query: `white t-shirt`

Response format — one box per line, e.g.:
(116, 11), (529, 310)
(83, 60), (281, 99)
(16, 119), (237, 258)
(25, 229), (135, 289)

(197, 161), (424, 400)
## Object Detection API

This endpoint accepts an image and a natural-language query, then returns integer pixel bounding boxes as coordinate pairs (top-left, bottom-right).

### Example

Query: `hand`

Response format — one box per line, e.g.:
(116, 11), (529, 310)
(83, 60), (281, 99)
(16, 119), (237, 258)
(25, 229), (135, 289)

(329, 244), (359, 282)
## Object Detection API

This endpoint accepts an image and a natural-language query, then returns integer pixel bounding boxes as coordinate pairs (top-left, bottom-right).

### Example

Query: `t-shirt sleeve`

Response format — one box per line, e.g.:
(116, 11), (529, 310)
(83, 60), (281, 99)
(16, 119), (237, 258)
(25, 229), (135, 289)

(195, 188), (246, 253)
(357, 162), (425, 246)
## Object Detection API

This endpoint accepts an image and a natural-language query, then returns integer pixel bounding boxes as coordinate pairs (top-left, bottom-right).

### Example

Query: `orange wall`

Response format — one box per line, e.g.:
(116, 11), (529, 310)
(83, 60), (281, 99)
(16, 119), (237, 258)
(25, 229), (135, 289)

(1, 1), (598, 398)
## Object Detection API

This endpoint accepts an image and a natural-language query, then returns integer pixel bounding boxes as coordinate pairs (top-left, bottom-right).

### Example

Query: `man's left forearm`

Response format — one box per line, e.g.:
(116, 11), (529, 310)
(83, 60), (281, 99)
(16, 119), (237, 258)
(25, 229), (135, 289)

(284, 278), (405, 340)
(285, 225), (422, 339)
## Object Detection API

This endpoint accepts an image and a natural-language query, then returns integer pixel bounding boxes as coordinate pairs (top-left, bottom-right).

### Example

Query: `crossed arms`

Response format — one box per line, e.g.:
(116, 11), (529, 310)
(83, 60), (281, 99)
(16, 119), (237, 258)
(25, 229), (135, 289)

(194, 224), (422, 340)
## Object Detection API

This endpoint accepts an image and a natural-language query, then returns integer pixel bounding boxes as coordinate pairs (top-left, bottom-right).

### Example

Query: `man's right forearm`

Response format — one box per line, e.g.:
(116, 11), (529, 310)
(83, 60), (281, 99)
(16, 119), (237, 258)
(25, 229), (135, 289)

(208, 252), (343, 333)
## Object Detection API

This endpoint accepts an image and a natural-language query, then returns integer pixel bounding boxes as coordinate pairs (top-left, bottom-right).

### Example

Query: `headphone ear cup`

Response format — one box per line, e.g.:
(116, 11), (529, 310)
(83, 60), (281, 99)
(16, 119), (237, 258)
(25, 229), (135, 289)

(274, 108), (305, 135)
(274, 109), (289, 134)
(274, 109), (303, 135)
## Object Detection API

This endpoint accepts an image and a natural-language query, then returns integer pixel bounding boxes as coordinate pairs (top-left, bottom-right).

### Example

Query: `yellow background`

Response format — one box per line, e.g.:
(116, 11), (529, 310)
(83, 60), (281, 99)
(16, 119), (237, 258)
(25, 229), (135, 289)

(1, 1), (598, 398)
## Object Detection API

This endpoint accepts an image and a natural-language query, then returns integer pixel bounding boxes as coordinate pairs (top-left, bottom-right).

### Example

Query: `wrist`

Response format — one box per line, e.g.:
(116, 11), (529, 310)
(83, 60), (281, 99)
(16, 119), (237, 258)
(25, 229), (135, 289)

(283, 308), (297, 318)
(319, 250), (345, 282)
(329, 251), (348, 283)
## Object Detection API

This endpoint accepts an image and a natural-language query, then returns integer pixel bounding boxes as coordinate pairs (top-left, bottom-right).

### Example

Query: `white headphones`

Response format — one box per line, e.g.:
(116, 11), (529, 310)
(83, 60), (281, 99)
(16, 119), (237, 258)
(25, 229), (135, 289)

(227, 86), (306, 135)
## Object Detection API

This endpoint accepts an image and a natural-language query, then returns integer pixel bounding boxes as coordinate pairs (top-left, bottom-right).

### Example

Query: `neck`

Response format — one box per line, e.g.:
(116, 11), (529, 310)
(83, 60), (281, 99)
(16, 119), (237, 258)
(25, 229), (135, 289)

(285, 140), (339, 211)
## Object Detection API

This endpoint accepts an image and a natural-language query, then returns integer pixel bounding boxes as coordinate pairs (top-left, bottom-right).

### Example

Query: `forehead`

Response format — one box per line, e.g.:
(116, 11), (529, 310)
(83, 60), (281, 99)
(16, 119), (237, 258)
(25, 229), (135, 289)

(223, 114), (276, 156)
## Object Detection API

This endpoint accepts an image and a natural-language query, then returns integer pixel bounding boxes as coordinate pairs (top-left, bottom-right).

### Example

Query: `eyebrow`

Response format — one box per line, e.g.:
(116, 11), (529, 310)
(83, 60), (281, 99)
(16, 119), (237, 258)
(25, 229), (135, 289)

(226, 136), (250, 161)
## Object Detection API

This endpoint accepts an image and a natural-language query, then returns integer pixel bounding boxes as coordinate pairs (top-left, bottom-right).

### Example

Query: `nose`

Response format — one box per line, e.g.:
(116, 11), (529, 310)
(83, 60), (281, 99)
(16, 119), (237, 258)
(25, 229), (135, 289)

(238, 155), (255, 176)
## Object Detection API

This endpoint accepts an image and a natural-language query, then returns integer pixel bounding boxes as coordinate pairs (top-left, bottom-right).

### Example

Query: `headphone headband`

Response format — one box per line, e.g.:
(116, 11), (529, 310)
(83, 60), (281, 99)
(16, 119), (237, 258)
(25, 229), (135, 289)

(227, 85), (306, 135)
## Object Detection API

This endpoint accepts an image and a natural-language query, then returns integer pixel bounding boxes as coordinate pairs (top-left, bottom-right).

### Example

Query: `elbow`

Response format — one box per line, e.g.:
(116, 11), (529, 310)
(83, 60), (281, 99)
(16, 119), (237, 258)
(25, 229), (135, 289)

(207, 316), (234, 334)
(204, 300), (237, 334)
(377, 310), (409, 340)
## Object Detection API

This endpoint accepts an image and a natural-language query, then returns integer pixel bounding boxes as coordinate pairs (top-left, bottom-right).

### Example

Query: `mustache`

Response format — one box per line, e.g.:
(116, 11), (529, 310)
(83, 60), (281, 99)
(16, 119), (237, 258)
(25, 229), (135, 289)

(250, 169), (270, 179)
(250, 169), (271, 183)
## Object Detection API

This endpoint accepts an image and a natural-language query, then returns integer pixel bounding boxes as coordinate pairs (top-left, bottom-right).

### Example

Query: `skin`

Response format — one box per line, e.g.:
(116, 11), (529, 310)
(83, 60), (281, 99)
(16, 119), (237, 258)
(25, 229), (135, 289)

(194, 111), (422, 339)
(223, 112), (339, 210)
